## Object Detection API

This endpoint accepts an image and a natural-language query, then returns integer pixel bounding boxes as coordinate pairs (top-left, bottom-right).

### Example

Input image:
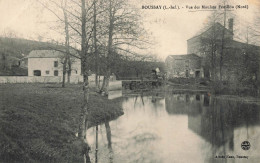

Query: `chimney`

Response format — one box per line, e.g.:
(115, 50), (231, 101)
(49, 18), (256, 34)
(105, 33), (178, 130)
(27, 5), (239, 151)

(228, 18), (233, 32)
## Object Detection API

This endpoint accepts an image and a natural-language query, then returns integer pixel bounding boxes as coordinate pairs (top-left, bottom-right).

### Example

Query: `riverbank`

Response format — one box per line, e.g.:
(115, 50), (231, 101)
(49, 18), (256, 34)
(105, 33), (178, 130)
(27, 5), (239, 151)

(0, 83), (123, 162)
(166, 81), (260, 105)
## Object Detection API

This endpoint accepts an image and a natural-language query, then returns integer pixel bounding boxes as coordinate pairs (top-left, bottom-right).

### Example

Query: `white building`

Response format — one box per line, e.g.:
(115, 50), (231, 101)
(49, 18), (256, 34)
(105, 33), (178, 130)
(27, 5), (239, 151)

(27, 50), (81, 77)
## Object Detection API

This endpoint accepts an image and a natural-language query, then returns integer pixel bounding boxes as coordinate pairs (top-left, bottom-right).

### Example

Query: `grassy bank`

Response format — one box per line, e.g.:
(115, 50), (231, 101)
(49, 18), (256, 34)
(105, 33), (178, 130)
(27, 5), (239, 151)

(0, 83), (123, 163)
(167, 78), (259, 97)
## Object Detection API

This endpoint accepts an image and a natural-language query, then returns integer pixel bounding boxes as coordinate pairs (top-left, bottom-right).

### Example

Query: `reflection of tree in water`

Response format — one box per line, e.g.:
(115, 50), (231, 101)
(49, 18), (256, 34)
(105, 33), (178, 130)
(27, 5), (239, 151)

(151, 92), (158, 103)
(132, 91), (164, 110)
(93, 121), (114, 163)
(95, 125), (98, 163)
(105, 121), (112, 149)
(105, 121), (113, 163)
(134, 91), (144, 108)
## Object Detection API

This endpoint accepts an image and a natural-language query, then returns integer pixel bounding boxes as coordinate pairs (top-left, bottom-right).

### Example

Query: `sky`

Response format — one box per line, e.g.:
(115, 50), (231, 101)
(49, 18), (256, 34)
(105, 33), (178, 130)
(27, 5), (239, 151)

(0, 0), (259, 60)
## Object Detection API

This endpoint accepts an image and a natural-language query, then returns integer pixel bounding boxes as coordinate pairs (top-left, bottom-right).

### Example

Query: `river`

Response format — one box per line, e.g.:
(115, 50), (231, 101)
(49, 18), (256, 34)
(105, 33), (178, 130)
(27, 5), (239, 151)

(87, 91), (260, 163)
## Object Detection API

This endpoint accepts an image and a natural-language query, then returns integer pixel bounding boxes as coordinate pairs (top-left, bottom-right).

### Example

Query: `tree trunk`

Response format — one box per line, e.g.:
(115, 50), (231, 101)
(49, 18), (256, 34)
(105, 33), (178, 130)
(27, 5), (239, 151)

(79, 0), (90, 162)
(101, 0), (114, 94)
(62, 1), (69, 88)
(220, 1), (227, 82)
(211, 23), (216, 82)
(62, 55), (68, 88)
(93, 0), (99, 89)
(80, 56), (91, 163)
(67, 55), (71, 83)
(2, 53), (6, 71)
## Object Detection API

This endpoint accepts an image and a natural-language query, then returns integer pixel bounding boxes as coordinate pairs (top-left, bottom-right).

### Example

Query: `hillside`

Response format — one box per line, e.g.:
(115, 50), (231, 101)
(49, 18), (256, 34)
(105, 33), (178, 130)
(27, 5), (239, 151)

(0, 37), (64, 58)
(0, 37), (64, 76)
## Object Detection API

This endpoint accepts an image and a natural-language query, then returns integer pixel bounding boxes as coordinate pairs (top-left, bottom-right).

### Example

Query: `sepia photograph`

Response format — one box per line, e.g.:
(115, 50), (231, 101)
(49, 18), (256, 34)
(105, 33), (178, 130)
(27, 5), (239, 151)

(0, 0), (260, 162)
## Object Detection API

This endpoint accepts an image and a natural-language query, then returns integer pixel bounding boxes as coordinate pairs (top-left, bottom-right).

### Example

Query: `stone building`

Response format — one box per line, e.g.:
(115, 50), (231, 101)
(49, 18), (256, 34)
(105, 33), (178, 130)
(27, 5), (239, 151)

(165, 54), (202, 78)
(165, 18), (259, 84)
(187, 20), (234, 56)
(27, 50), (81, 77)
(187, 18), (260, 82)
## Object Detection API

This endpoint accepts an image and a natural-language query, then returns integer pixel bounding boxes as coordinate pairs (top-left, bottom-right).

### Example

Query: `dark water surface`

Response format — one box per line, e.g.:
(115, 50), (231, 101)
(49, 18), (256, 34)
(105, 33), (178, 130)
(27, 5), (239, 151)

(87, 92), (260, 163)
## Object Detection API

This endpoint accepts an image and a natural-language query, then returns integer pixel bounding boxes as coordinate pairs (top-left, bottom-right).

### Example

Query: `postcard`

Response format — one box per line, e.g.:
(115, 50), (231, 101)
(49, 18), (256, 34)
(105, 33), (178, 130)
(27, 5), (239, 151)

(0, 0), (259, 162)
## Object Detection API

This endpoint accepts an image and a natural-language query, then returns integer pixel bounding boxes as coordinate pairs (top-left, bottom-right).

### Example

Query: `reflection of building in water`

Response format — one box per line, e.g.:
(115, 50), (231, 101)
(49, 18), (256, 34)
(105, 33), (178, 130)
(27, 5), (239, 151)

(187, 99), (260, 161)
(165, 93), (210, 115)
(188, 104), (235, 151)
(165, 93), (260, 156)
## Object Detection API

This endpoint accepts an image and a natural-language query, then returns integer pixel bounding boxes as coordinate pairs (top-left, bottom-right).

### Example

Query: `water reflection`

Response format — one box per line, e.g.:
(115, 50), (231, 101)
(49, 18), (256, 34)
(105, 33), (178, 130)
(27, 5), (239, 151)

(87, 92), (260, 163)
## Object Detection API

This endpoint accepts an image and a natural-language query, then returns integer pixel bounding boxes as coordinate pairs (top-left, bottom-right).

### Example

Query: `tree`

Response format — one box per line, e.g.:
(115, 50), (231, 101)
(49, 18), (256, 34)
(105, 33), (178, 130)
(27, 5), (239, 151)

(37, 0), (94, 161)
(78, 0), (91, 162)
(93, 0), (99, 89)
(237, 25), (260, 92)
(199, 12), (223, 81)
(62, 0), (70, 87)
(37, 0), (150, 161)
(219, 0), (229, 81)
(1, 51), (7, 71)
(198, 0), (234, 82)
(99, 0), (149, 94)
(37, 0), (72, 87)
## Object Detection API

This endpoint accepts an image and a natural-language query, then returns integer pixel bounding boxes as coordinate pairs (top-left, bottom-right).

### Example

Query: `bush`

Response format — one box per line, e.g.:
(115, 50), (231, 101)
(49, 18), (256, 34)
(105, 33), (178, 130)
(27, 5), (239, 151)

(212, 80), (258, 96)
(168, 77), (195, 84)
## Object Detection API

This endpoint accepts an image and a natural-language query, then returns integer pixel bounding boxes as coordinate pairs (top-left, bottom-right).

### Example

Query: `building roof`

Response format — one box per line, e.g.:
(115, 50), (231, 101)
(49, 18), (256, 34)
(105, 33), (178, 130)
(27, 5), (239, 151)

(187, 22), (233, 41)
(27, 49), (79, 58)
(166, 54), (201, 61)
(27, 50), (65, 58)
(227, 40), (260, 50)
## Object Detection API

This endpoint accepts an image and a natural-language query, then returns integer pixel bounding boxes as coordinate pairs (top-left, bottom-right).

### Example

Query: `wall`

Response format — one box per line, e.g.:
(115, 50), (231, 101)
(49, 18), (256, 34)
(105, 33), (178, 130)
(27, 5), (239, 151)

(28, 57), (81, 77)
(187, 37), (202, 55)
(0, 76), (83, 84)
(0, 75), (111, 84)
(28, 58), (62, 76)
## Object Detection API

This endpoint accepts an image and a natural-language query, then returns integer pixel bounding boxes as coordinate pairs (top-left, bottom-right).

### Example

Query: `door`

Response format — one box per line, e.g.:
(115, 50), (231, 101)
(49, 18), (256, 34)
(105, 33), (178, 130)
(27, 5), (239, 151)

(195, 71), (200, 78)
(33, 70), (41, 76)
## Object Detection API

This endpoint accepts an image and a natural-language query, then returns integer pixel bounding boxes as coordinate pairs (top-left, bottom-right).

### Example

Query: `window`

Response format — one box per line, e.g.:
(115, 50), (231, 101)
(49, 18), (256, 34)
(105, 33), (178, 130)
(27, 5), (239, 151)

(54, 70), (59, 76)
(46, 70), (50, 75)
(54, 61), (58, 67)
